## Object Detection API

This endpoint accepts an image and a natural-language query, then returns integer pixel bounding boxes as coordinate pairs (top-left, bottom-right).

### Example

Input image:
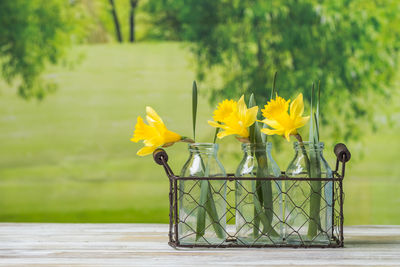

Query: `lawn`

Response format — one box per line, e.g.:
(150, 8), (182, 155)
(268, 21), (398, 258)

(0, 43), (399, 224)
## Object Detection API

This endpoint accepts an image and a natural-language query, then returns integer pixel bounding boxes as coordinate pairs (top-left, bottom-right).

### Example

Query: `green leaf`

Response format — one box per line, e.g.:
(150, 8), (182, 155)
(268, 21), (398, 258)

(204, 184), (225, 239)
(316, 81), (321, 141)
(252, 181), (279, 237)
(248, 93), (256, 144)
(213, 127), (220, 143)
(308, 82), (322, 237)
(309, 83), (314, 143)
(270, 71), (278, 100)
(192, 81), (198, 141)
(262, 72), (278, 143)
(195, 153), (225, 241)
(314, 113), (320, 142)
(196, 180), (208, 240)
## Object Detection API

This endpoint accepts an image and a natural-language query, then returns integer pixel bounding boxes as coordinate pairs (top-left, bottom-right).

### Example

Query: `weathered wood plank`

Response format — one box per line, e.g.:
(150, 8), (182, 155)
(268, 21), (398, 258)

(0, 224), (399, 266)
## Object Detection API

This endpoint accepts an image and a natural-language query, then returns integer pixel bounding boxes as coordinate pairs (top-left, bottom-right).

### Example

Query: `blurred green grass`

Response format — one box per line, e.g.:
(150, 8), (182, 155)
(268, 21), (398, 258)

(0, 43), (399, 224)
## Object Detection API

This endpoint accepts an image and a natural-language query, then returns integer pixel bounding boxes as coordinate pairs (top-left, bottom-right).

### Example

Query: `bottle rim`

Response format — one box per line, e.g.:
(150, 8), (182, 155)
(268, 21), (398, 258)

(188, 143), (219, 152)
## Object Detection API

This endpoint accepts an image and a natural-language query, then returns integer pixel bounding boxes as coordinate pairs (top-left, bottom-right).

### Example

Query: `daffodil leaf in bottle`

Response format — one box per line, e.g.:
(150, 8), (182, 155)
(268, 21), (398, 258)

(248, 93), (278, 237)
(192, 81), (223, 240)
(261, 71), (277, 144)
(192, 81), (198, 141)
(308, 82), (322, 238)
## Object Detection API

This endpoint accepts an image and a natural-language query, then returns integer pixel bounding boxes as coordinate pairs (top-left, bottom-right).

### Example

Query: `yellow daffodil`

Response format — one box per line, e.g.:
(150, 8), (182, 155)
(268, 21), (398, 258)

(212, 99), (237, 122)
(260, 93), (309, 141)
(131, 107), (182, 156)
(208, 95), (258, 139)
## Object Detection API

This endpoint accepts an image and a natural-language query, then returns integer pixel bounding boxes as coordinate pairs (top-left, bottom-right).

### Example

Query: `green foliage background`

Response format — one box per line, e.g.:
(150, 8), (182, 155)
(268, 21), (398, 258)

(144, 0), (400, 141)
(0, 0), (79, 99)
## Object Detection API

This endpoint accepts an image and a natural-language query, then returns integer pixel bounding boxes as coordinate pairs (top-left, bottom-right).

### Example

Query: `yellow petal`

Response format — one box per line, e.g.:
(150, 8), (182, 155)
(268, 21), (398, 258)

(217, 130), (231, 139)
(284, 130), (291, 142)
(260, 118), (282, 130)
(290, 93), (304, 119)
(163, 129), (181, 144)
(237, 127), (249, 138)
(237, 95), (247, 121)
(137, 145), (157, 156)
(146, 106), (165, 128)
(208, 120), (221, 128)
(244, 106), (258, 127)
(261, 128), (285, 136)
(294, 116), (310, 128)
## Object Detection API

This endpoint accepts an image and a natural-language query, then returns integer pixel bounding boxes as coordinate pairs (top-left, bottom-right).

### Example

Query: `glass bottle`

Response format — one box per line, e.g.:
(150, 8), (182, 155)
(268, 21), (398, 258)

(179, 143), (227, 245)
(284, 141), (333, 245)
(235, 143), (282, 245)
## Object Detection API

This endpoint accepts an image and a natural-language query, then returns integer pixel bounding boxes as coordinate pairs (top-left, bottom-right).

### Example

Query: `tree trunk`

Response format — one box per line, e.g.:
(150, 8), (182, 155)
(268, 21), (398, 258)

(108, 0), (123, 42)
(129, 0), (138, 43)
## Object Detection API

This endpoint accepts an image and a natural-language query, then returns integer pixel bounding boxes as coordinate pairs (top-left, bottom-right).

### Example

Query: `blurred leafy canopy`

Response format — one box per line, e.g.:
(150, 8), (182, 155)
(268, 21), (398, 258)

(0, 0), (77, 99)
(145, 0), (400, 141)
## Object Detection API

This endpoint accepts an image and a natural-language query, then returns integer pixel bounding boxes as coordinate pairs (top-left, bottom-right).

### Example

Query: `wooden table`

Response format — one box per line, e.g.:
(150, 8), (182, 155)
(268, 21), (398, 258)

(0, 224), (399, 266)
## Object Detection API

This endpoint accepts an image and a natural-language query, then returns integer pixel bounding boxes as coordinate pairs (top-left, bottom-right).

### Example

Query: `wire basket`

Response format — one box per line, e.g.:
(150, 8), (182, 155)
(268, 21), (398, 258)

(153, 143), (350, 248)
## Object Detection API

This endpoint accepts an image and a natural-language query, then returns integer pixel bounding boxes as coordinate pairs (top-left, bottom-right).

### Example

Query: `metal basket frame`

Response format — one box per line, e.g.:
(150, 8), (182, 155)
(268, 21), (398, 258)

(153, 143), (350, 248)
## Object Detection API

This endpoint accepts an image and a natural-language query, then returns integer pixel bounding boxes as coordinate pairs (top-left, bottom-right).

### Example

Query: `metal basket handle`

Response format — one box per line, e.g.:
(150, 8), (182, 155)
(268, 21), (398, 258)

(153, 148), (174, 177)
(334, 143), (351, 163)
(333, 143), (351, 178)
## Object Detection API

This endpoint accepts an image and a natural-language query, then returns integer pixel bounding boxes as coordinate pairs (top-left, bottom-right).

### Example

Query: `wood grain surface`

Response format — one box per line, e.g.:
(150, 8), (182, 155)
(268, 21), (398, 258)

(0, 223), (399, 266)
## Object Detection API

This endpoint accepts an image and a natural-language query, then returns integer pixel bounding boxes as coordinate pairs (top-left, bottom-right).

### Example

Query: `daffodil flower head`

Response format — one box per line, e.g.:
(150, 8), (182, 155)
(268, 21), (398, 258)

(260, 93), (309, 142)
(213, 99), (237, 122)
(131, 107), (181, 156)
(208, 95), (258, 139)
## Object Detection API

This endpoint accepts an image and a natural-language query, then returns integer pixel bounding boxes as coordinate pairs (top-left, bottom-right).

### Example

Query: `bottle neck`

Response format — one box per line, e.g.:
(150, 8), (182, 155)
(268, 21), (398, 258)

(188, 143), (219, 155)
(241, 142), (272, 154)
(293, 141), (324, 152)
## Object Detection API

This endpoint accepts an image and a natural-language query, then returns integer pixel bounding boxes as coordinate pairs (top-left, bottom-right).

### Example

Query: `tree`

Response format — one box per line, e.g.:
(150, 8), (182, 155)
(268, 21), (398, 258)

(0, 0), (77, 99)
(129, 0), (139, 42)
(142, 0), (184, 40)
(108, 0), (123, 42)
(145, 0), (400, 141)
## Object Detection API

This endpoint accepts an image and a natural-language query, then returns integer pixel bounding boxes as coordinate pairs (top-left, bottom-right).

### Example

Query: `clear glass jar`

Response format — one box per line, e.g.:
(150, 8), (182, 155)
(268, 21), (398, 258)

(235, 143), (282, 245)
(284, 141), (333, 245)
(179, 143), (227, 245)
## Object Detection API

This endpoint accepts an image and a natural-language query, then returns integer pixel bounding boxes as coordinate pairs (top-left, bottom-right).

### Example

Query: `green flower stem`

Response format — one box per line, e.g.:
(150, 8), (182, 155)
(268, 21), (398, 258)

(253, 179), (262, 236)
(196, 179), (209, 240)
(195, 153), (224, 241)
(253, 145), (279, 237)
(295, 134), (311, 174)
(308, 147), (322, 237)
(295, 134), (321, 238)
(196, 180), (224, 240)
(205, 183), (225, 238)
(247, 93), (278, 237)
(252, 180), (278, 236)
